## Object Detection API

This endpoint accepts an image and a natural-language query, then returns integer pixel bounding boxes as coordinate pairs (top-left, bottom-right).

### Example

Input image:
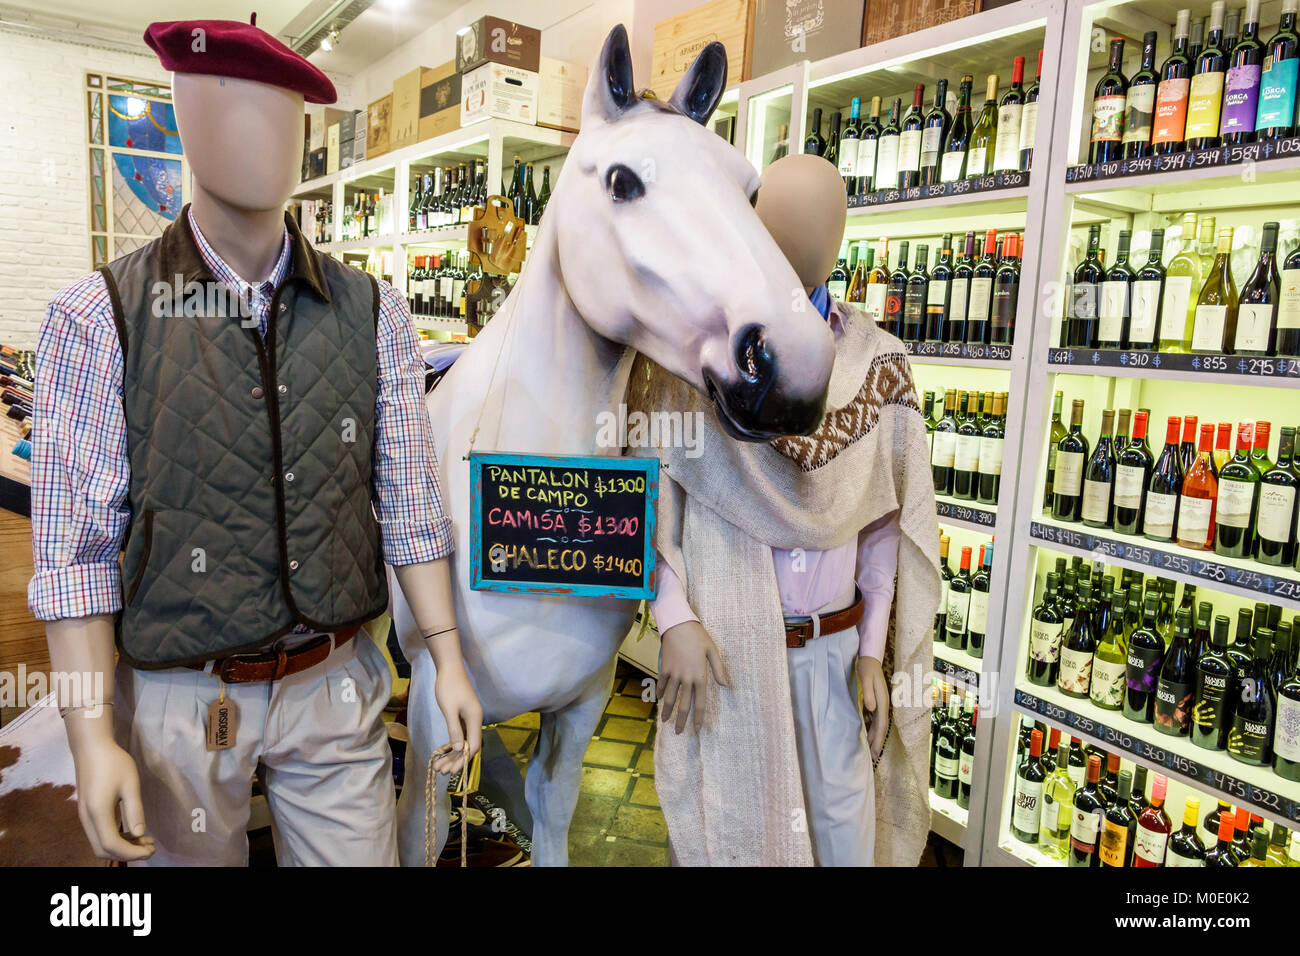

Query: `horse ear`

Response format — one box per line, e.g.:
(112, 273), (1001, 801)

(669, 41), (728, 125)
(582, 24), (636, 124)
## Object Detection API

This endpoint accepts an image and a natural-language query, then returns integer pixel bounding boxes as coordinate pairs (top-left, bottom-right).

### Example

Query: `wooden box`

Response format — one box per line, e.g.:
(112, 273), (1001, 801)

(392, 66), (430, 150)
(650, 0), (754, 102)
(418, 62), (462, 141)
(750, 0), (865, 76)
(367, 94), (393, 158)
(862, 0), (978, 46)
(326, 122), (340, 174)
(538, 57), (587, 133)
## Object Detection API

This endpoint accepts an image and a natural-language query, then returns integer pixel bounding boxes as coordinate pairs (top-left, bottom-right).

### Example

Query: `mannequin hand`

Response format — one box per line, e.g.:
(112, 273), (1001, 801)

(64, 718), (155, 861)
(657, 621), (728, 734)
(857, 655), (889, 759)
(433, 658), (483, 774)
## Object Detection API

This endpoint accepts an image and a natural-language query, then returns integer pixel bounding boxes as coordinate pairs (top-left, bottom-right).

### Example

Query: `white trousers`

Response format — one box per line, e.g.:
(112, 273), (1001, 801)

(114, 633), (398, 866)
(787, 626), (875, 866)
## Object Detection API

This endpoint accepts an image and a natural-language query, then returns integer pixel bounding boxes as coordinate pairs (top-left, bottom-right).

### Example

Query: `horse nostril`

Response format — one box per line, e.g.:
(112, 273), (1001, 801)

(734, 324), (772, 385)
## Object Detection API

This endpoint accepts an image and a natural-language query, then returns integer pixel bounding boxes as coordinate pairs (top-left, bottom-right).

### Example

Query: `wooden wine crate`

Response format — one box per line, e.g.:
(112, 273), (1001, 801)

(649, 0), (754, 102)
(862, 0), (979, 46)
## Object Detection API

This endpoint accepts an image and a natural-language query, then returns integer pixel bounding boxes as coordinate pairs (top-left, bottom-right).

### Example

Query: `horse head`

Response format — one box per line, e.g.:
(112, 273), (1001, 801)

(548, 25), (835, 441)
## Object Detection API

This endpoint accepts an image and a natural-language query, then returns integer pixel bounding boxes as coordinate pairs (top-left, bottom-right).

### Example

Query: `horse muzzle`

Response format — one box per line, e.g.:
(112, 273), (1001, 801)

(704, 369), (827, 442)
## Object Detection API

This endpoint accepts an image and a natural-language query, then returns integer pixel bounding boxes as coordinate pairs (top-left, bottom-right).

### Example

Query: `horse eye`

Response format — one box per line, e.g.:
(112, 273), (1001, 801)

(605, 163), (645, 202)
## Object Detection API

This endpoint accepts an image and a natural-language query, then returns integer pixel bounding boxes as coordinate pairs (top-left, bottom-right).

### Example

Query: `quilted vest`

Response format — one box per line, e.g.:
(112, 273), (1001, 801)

(101, 210), (389, 668)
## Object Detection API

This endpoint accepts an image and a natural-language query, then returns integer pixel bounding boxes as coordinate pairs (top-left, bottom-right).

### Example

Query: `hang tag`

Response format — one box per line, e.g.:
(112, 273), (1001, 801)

(206, 695), (238, 751)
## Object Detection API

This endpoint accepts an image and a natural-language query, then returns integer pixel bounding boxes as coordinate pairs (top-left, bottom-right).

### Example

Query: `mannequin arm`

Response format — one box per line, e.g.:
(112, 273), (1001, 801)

(856, 513), (901, 758)
(392, 558), (482, 772)
(46, 616), (155, 861)
(653, 561), (727, 734)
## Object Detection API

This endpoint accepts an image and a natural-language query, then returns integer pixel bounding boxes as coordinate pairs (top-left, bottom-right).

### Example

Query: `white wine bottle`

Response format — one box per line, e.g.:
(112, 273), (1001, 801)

(1191, 227), (1239, 352)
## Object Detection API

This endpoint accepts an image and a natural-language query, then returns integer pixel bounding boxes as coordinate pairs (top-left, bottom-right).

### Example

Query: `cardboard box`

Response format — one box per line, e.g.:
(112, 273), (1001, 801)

(340, 138), (354, 169)
(650, 0), (754, 102)
(352, 114), (367, 165)
(419, 61), (462, 141)
(391, 66), (429, 150)
(750, 0), (864, 76)
(455, 16), (541, 74)
(326, 123), (340, 174)
(862, 0), (977, 46)
(538, 57), (586, 133)
(308, 147), (327, 179)
(461, 62), (538, 126)
(339, 110), (356, 145)
(367, 94), (393, 158)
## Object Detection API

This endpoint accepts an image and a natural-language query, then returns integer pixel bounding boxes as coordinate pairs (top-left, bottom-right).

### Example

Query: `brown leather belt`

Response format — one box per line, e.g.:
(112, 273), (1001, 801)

(187, 625), (362, 683)
(784, 590), (864, 649)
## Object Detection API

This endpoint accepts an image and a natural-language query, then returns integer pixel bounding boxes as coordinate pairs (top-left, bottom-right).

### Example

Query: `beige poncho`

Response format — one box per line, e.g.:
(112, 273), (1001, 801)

(630, 301), (941, 866)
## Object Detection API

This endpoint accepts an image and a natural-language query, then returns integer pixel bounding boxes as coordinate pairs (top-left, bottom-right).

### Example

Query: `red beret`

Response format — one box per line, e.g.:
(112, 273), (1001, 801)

(144, 17), (336, 104)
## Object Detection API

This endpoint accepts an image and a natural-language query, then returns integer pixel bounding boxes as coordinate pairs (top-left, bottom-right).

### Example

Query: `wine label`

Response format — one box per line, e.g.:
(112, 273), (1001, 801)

(1114, 464), (1147, 510)
(978, 435), (1004, 476)
(1143, 490), (1178, 538)
(1165, 845), (1206, 867)
(1059, 645), (1094, 695)
(1158, 275), (1194, 340)
(1281, 268), (1300, 329)
(1043, 792), (1063, 836)
(1275, 694), (1300, 762)
(876, 135), (900, 187)
(1185, 71), (1226, 140)
(1228, 712), (1271, 762)
(1133, 823), (1169, 864)
(898, 129), (923, 173)
(1191, 304), (1228, 351)
(838, 137), (860, 178)
(1220, 64), (1263, 136)
(1129, 279), (1161, 345)
(959, 751), (975, 785)
(1054, 451), (1084, 496)
(949, 278), (970, 324)
(1216, 478), (1255, 528)
(1098, 280), (1129, 341)
(858, 140), (878, 183)
(955, 433), (981, 471)
(940, 150), (966, 183)
(1257, 56), (1300, 130)
(1090, 656), (1127, 709)
(1018, 101), (1038, 155)
(935, 754), (959, 780)
(1091, 93), (1126, 143)
(994, 103), (1023, 170)
(1152, 77), (1191, 145)
(1123, 83), (1156, 144)
(440, 276), (454, 298)
(1176, 494), (1213, 544)
(1082, 478), (1112, 523)
(920, 126), (944, 167)
(1235, 303), (1275, 352)
(1099, 817), (1129, 866)
(966, 146), (987, 177)
(1012, 778), (1043, 834)
(1070, 807), (1102, 854)
(931, 430), (956, 467)
(864, 284), (887, 323)
(1071, 281), (1098, 320)
(1192, 666), (1231, 746)
(1030, 618), (1064, 663)
(927, 279), (949, 307)
(1127, 643), (1163, 696)
(946, 589), (971, 634)
(968, 589), (989, 635)
(1067, 764), (1085, 790)
(1257, 484), (1298, 543)
(939, 577), (950, 615)
(827, 280), (848, 300)
(968, 277), (993, 323)
(1155, 677), (1194, 733)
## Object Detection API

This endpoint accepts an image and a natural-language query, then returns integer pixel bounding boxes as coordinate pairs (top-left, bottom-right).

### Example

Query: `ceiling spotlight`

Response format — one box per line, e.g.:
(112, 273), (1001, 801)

(320, 27), (339, 52)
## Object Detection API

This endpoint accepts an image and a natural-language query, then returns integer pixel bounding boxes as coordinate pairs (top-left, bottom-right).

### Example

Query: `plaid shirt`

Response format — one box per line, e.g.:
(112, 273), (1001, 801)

(29, 209), (453, 622)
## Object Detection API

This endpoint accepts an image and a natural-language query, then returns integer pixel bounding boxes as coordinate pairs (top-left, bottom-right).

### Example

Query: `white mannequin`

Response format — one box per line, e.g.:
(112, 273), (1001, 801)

(51, 72), (481, 863)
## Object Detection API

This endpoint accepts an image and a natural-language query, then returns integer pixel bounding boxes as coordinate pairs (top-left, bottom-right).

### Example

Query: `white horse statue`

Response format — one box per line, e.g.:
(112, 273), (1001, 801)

(392, 24), (837, 866)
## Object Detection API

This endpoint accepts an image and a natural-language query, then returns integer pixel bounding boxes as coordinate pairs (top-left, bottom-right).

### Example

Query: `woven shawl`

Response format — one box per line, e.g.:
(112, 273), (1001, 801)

(630, 302), (940, 866)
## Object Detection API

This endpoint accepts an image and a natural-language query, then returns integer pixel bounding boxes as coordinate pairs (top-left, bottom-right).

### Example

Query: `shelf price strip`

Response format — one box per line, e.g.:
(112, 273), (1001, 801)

(936, 498), (997, 528)
(1065, 135), (1300, 184)
(1048, 348), (1300, 380)
(907, 341), (1013, 362)
(848, 170), (1029, 208)
(932, 655), (980, 689)
(1013, 688), (1300, 824)
(1029, 522), (1300, 605)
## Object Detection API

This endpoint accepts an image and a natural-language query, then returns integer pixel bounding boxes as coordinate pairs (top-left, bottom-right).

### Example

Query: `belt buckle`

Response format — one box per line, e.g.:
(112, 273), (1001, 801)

(217, 651), (264, 683)
(787, 610), (821, 649)
(218, 639), (287, 683)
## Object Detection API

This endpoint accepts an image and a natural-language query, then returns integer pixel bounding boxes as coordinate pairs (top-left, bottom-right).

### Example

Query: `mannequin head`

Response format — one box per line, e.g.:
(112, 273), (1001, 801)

(754, 154), (847, 294)
(173, 72), (305, 211)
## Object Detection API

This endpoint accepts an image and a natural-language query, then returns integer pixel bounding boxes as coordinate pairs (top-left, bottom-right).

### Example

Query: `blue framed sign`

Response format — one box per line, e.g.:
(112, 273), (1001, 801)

(468, 451), (658, 599)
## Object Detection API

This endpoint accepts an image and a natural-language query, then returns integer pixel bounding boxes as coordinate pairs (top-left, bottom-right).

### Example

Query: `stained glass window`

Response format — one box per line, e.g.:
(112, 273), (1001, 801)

(86, 73), (187, 267)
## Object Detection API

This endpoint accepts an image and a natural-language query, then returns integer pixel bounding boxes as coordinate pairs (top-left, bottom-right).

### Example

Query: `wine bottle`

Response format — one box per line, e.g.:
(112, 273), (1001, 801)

(927, 235), (954, 341)
(1216, 421), (1260, 557)
(932, 388), (958, 494)
(953, 391), (981, 500)
(1257, 426), (1299, 565)
(848, 241), (870, 303)
(1099, 230), (1135, 349)
(1193, 614), (1236, 750)
(1226, 6), (1241, 52)
(827, 241), (850, 300)
(1044, 391), (1067, 510)
(1070, 224), (1104, 347)
(1191, 227), (1239, 352)
(977, 392), (1004, 504)
(1099, 768), (1137, 866)
(1020, 49), (1043, 170)
(1120, 231), (1165, 352)
(958, 697), (978, 808)
(966, 229), (997, 344)
(936, 533), (952, 640)
(1155, 606), (1196, 736)
(876, 98), (902, 192)
(933, 694), (962, 800)
(1256, 0), (1300, 140)
(1115, 410), (1154, 533)
(994, 56), (1026, 172)
(1052, 398), (1089, 522)
(885, 240), (909, 337)
(1059, 579), (1097, 698)
(1166, 796), (1208, 865)
(1158, 212), (1203, 350)
(898, 84), (926, 189)
(823, 111), (841, 169)
(865, 237), (889, 323)
(858, 97), (882, 194)
(1040, 737), (1075, 860)
(1275, 639), (1300, 780)
(1082, 408), (1118, 529)
(1228, 627), (1276, 765)
(1220, 0), (1266, 144)
(1205, 812), (1240, 865)
(1028, 573), (1065, 687)
(1068, 755), (1106, 867)
(903, 244), (929, 341)
(1154, 10), (1195, 154)
(941, 76), (974, 182)
(803, 107), (825, 154)
(1124, 32), (1161, 158)
(1090, 37), (1129, 163)
(1091, 593), (1129, 710)
(1132, 773), (1173, 866)
(1250, 420), (1274, 477)
(967, 74), (999, 177)
(1186, 1), (1230, 150)
(839, 97), (862, 198)
(1235, 221), (1280, 355)
(1178, 422), (1219, 550)
(1011, 729), (1047, 843)
(946, 231), (976, 343)
(1180, 414), (1199, 474)
(1125, 593), (1166, 723)
(919, 80), (951, 187)
(968, 543), (992, 658)
(991, 233), (1020, 345)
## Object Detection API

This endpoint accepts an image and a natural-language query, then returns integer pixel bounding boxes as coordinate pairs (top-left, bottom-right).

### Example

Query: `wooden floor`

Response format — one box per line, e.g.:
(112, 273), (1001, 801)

(0, 508), (46, 726)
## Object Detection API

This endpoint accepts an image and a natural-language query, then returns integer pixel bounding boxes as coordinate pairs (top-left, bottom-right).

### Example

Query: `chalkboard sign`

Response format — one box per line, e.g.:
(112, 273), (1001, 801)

(468, 451), (658, 599)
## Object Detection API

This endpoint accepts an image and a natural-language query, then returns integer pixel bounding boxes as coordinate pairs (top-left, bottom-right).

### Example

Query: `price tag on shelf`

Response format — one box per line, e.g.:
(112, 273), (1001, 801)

(1064, 135), (1300, 185)
(937, 498), (997, 528)
(1046, 349), (1300, 381)
(847, 171), (1031, 210)
(933, 656), (980, 688)
(906, 341), (1014, 364)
